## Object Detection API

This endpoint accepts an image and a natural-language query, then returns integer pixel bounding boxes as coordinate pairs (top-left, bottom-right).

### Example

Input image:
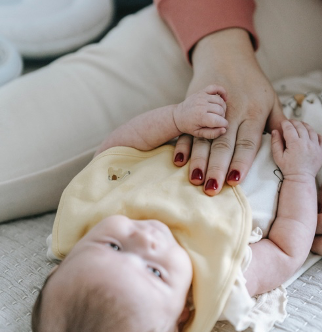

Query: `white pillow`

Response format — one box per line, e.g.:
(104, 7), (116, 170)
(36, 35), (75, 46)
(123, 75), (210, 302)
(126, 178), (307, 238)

(0, 36), (22, 86)
(0, 0), (114, 59)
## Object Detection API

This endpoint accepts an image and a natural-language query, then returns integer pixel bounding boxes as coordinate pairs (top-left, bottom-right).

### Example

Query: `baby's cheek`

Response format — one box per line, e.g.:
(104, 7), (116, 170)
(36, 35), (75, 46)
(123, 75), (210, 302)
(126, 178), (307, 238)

(173, 249), (193, 282)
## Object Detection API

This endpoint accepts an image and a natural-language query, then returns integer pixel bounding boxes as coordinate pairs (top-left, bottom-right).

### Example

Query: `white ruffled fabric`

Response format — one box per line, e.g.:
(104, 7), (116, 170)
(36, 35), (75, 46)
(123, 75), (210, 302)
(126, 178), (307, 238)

(219, 228), (287, 332)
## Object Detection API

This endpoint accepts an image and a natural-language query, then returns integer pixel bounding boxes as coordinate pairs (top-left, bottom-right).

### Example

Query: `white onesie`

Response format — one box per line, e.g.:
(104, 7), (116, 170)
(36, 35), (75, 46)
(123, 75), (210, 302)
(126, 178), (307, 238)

(220, 90), (322, 331)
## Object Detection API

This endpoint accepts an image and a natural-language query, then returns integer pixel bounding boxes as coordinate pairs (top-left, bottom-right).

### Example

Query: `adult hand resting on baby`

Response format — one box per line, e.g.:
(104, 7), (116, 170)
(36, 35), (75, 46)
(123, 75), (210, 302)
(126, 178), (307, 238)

(173, 29), (287, 196)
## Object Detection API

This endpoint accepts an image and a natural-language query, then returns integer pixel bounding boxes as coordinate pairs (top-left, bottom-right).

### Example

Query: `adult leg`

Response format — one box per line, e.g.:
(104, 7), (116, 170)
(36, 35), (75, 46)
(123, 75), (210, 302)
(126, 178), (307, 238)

(0, 6), (192, 222)
(254, 0), (322, 82)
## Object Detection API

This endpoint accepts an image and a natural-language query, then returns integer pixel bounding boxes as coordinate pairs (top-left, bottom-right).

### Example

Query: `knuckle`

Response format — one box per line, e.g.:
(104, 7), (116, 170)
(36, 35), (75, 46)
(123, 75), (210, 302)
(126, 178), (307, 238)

(211, 137), (233, 151)
(194, 137), (211, 146)
(190, 155), (208, 164)
(206, 164), (226, 174)
(235, 138), (257, 151)
(230, 159), (250, 170)
(176, 140), (190, 149)
(176, 135), (192, 149)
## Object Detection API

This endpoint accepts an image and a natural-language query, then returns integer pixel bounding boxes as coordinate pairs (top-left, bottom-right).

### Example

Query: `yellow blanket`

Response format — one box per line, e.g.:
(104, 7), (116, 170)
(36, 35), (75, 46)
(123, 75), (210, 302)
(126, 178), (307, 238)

(51, 145), (252, 332)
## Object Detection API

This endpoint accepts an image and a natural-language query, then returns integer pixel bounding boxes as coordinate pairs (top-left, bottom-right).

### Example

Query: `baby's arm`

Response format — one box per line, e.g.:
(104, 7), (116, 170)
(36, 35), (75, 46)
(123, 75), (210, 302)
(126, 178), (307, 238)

(245, 120), (322, 297)
(94, 85), (227, 156)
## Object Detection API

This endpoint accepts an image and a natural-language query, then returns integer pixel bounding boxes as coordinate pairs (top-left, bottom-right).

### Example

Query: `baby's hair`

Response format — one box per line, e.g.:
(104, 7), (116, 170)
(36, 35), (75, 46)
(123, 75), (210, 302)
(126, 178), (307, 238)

(31, 268), (131, 332)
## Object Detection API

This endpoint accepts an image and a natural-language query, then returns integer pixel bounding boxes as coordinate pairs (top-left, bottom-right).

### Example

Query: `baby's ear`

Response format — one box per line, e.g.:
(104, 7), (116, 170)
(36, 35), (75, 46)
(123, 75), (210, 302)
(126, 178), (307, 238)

(177, 305), (192, 332)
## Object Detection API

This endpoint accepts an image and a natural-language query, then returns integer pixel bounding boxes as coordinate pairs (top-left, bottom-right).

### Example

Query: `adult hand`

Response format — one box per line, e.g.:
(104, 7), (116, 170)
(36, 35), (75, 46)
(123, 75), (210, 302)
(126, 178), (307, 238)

(173, 28), (286, 195)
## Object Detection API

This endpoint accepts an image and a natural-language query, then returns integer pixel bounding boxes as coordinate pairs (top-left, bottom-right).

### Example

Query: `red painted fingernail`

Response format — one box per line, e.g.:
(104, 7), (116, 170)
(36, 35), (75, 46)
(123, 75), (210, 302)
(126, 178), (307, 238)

(174, 153), (184, 163)
(228, 170), (240, 182)
(205, 178), (218, 191)
(191, 168), (203, 181)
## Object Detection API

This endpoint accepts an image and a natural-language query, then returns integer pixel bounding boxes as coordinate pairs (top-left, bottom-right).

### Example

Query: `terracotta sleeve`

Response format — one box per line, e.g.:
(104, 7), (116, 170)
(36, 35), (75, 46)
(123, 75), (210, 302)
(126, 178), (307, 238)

(154, 0), (258, 63)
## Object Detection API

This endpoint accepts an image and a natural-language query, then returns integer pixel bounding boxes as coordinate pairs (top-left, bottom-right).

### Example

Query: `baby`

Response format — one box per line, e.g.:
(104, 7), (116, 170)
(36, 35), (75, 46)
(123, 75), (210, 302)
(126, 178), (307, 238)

(32, 85), (322, 332)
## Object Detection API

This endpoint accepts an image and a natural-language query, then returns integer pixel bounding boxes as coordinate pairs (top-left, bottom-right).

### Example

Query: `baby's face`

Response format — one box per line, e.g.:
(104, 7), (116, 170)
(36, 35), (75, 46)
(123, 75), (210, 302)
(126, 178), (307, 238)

(52, 215), (193, 331)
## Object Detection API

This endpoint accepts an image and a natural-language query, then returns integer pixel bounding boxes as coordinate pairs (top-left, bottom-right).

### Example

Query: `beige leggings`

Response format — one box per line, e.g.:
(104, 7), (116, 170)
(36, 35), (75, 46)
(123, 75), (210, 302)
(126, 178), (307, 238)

(1, 0), (322, 222)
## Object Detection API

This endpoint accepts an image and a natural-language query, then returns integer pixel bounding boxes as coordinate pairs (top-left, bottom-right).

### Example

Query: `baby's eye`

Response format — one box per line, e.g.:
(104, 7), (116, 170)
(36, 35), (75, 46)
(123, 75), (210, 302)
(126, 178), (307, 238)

(109, 243), (120, 251)
(148, 266), (162, 278)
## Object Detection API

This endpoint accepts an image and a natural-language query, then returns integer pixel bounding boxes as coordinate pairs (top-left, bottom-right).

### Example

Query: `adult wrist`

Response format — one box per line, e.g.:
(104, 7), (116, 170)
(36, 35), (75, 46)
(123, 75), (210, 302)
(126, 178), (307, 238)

(192, 28), (256, 71)
(186, 28), (260, 96)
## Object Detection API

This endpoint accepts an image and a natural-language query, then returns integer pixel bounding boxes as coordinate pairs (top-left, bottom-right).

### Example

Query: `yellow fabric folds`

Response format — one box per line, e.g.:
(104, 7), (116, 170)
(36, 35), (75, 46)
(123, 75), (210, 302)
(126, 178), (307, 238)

(52, 145), (252, 332)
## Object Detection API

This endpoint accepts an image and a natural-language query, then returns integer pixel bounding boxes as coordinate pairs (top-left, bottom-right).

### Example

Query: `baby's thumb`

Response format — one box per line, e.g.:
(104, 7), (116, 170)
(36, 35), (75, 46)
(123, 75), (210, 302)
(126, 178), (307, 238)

(271, 130), (284, 162)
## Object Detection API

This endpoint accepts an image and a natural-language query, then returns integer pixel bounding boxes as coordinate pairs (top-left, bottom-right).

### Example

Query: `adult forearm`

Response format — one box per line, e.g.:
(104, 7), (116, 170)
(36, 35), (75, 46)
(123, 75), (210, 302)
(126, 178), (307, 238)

(155, 0), (257, 63)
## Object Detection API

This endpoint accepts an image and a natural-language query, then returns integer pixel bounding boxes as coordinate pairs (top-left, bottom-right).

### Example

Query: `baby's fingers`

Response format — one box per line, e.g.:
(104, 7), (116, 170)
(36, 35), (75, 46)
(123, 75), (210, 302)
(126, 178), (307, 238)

(301, 121), (321, 143)
(289, 119), (309, 139)
(207, 95), (227, 113)
(271, 129), (284, 163)
(203, 113), (228, 128)
(197, 127), (227, 140)
(207, 102), (226, 116)
(204, 84), (227, 101)
(281, 120), (300, 143)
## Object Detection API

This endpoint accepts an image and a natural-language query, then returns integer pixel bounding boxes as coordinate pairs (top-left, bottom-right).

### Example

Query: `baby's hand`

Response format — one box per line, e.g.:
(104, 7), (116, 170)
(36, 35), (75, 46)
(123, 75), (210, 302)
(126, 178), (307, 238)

(271, 120), (322, 181)
(173, 85), (228, 140)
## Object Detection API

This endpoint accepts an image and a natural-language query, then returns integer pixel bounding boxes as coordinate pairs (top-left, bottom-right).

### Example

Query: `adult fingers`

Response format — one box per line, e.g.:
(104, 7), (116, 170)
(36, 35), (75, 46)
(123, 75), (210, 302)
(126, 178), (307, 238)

(189, 137), (212, 185)
(201, 121), (238, 195)
(173, 134), (193, 166)
(225, 119), (263, 187)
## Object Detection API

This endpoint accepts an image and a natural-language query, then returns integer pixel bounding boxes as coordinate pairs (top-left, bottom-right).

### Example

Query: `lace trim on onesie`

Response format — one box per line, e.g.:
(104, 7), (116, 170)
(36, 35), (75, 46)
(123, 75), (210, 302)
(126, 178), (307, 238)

(218, 227), (287, 332)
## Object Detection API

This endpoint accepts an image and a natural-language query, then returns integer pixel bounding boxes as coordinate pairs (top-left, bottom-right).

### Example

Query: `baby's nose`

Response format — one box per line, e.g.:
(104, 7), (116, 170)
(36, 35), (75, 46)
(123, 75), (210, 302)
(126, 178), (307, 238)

(134, 227), (158, 250)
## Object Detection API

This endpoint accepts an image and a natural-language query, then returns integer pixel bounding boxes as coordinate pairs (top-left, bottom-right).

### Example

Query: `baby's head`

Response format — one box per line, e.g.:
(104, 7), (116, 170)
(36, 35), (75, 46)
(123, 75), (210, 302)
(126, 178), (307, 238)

(32, 215), (193, 332)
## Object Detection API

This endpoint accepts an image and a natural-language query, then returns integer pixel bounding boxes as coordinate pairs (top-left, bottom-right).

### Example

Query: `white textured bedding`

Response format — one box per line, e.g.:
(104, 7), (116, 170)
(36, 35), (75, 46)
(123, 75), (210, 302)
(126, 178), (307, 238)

(0, 213), (321, 332)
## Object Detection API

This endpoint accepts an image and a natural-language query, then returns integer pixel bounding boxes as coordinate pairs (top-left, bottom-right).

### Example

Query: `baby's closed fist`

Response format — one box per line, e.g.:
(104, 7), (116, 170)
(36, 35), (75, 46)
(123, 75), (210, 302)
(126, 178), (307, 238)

(173, 85), (228, 140)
